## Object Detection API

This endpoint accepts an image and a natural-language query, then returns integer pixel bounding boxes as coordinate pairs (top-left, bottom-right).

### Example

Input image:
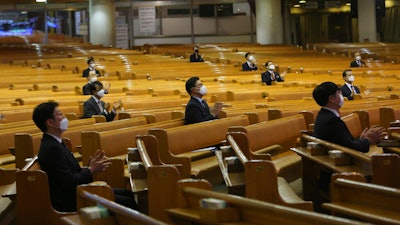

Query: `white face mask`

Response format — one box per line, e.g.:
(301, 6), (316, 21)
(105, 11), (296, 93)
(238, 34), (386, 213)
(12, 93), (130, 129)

(348, 75), (355, 82)
(248, 56), (255, 62)
(90, 63), (95, 68)
(59, 118), (69, 132)
(199, 85), (208, 96)
(355, 56), (361, 61)
(89, 77), (97, 83)
(97, 89), (105, 97)
(268, 65), (275, 71)
(338, 94), (344, 107)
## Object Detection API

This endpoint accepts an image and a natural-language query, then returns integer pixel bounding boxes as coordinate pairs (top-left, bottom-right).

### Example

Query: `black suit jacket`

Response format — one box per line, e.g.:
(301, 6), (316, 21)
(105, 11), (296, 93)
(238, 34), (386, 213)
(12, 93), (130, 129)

(242, 62), (258, 71)
(83, 96), (116, 122)
(350, 60), (366, 67)
(38, 133), (93, 212)
(189, 53), (204, 62)
(184, 97), (216, 125)
(341, 84), (360, 100)
(314, 108), (369, 153)
(82, 68), (101, 77)
(261, 71), (284, 85)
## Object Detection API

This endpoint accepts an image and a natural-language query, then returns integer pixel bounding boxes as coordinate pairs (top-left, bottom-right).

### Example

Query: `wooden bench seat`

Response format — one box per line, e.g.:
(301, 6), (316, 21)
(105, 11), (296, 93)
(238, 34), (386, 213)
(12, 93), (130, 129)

(323, 173), (400, 225)
(221, 133), (313, 211)
(227, 113), (310, 182)
(148, 116), (250, 185)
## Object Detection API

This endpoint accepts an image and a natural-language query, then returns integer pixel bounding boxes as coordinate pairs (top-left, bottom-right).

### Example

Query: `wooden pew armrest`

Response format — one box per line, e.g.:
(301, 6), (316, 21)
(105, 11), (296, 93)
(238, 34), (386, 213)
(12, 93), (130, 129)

(322, 202), (400, 224)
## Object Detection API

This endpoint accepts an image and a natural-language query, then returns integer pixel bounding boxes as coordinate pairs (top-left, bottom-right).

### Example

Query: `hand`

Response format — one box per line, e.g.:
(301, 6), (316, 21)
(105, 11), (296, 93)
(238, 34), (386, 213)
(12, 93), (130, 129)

(103, 82), (111, 91)
(210, 102), (223, 117)
(113, 99), (122, 110)
(88, 150), (111, 174)
(281, 71), (287, 78)
(360, 125), (387, 144)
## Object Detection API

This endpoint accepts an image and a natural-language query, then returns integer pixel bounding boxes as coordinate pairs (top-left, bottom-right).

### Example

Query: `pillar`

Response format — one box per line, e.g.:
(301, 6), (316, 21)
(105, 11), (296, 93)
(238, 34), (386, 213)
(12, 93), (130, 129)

(357, 0), (376, 42)
(255, 0), (284, 44)
(89, 0), (115, 47)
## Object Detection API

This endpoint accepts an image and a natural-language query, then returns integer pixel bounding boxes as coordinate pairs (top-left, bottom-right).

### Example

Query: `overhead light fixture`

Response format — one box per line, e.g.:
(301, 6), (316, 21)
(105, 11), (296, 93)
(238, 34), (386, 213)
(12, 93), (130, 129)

(294, 4), (301, 7)
(36, 0), (47, 2)
(299, 0), (306, 3)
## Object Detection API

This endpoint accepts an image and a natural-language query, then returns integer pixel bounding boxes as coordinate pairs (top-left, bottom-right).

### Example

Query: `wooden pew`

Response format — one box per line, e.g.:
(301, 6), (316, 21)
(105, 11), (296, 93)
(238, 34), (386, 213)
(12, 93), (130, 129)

(323, 173), (400, 225)
(15, 156), (121, 225)
(0, 167), (18, 225)
(146, 164), (368, 225)
(15, 156), (76, 225)
(13, 117), (148, 169)
(227, 113), (310, 182)
(80, 119), (185, 188)
(148, 116), (250, 185)
(291, 133), (372, 202)
(60, 185), (167, 225)
(371, 153), (400, 188)
(223, 132), (313, 211)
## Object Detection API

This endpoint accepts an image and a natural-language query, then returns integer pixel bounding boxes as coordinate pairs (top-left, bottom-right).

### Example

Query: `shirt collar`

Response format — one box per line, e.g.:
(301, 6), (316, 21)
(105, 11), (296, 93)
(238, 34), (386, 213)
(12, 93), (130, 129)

(92, 95), (100, 103)
(345, 82), (353, 89)
(193, 96), (203, 104)
(322, 106), (340, 117)
(46, 133), (62, 143)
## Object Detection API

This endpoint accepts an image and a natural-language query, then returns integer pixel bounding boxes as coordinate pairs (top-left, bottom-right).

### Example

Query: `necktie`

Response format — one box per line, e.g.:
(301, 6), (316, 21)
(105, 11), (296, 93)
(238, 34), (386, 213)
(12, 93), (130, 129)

(350, 86), (355, 97)
(271, 72), (275, 80)
(201, 100), (206, 108)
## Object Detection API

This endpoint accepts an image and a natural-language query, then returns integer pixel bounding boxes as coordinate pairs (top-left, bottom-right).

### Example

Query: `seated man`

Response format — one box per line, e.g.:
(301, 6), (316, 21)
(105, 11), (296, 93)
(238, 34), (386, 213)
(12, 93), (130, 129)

(33, 102), (137, 212)
(83, 81), (121, 122)
(184, 76), (223, 125)
(261, 61), (285, 85)
(350, 52), (366, 67)
(340, 69), (360, 100)
(189, 46), (204, 62)
(313, 81), (386, 153)
(82, 71), (110, 95)
(242, 52), (258, 71)
(82, 57), (101, 77)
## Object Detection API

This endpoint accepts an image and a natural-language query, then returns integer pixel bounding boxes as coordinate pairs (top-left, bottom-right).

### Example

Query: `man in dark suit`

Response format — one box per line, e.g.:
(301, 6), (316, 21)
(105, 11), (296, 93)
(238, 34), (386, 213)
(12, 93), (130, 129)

(82, 81), (121, 122)
(350, 52), (366, 67)
(33, 102), (111, 212)
(189, 46), (204, 62)
(184, 76), (223, 125)
(340, 69), (360, 100)
(82, 57), (101, 77)
(261, 61), (285, 85)
(313, 81), (386, 153)
(242, 52), (258, 71)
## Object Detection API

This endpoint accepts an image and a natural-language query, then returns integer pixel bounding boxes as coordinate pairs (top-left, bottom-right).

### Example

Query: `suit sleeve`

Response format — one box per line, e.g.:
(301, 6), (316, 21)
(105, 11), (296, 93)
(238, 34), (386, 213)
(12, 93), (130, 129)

(329, 116), (370, 152)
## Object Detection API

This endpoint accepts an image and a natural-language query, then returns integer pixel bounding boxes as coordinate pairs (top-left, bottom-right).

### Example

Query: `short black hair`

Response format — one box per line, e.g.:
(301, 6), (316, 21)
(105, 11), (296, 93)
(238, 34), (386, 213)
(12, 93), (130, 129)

(87, 57), (95, 65)
(185, 76), (199, 94)
(342, 69), (352, 77)
(312, 81), (340, 106)
(32, 102), (59, 132)
(88, 81), (103, 95)
(265, 61), (272, 67)
(244, 52), (251, 58)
